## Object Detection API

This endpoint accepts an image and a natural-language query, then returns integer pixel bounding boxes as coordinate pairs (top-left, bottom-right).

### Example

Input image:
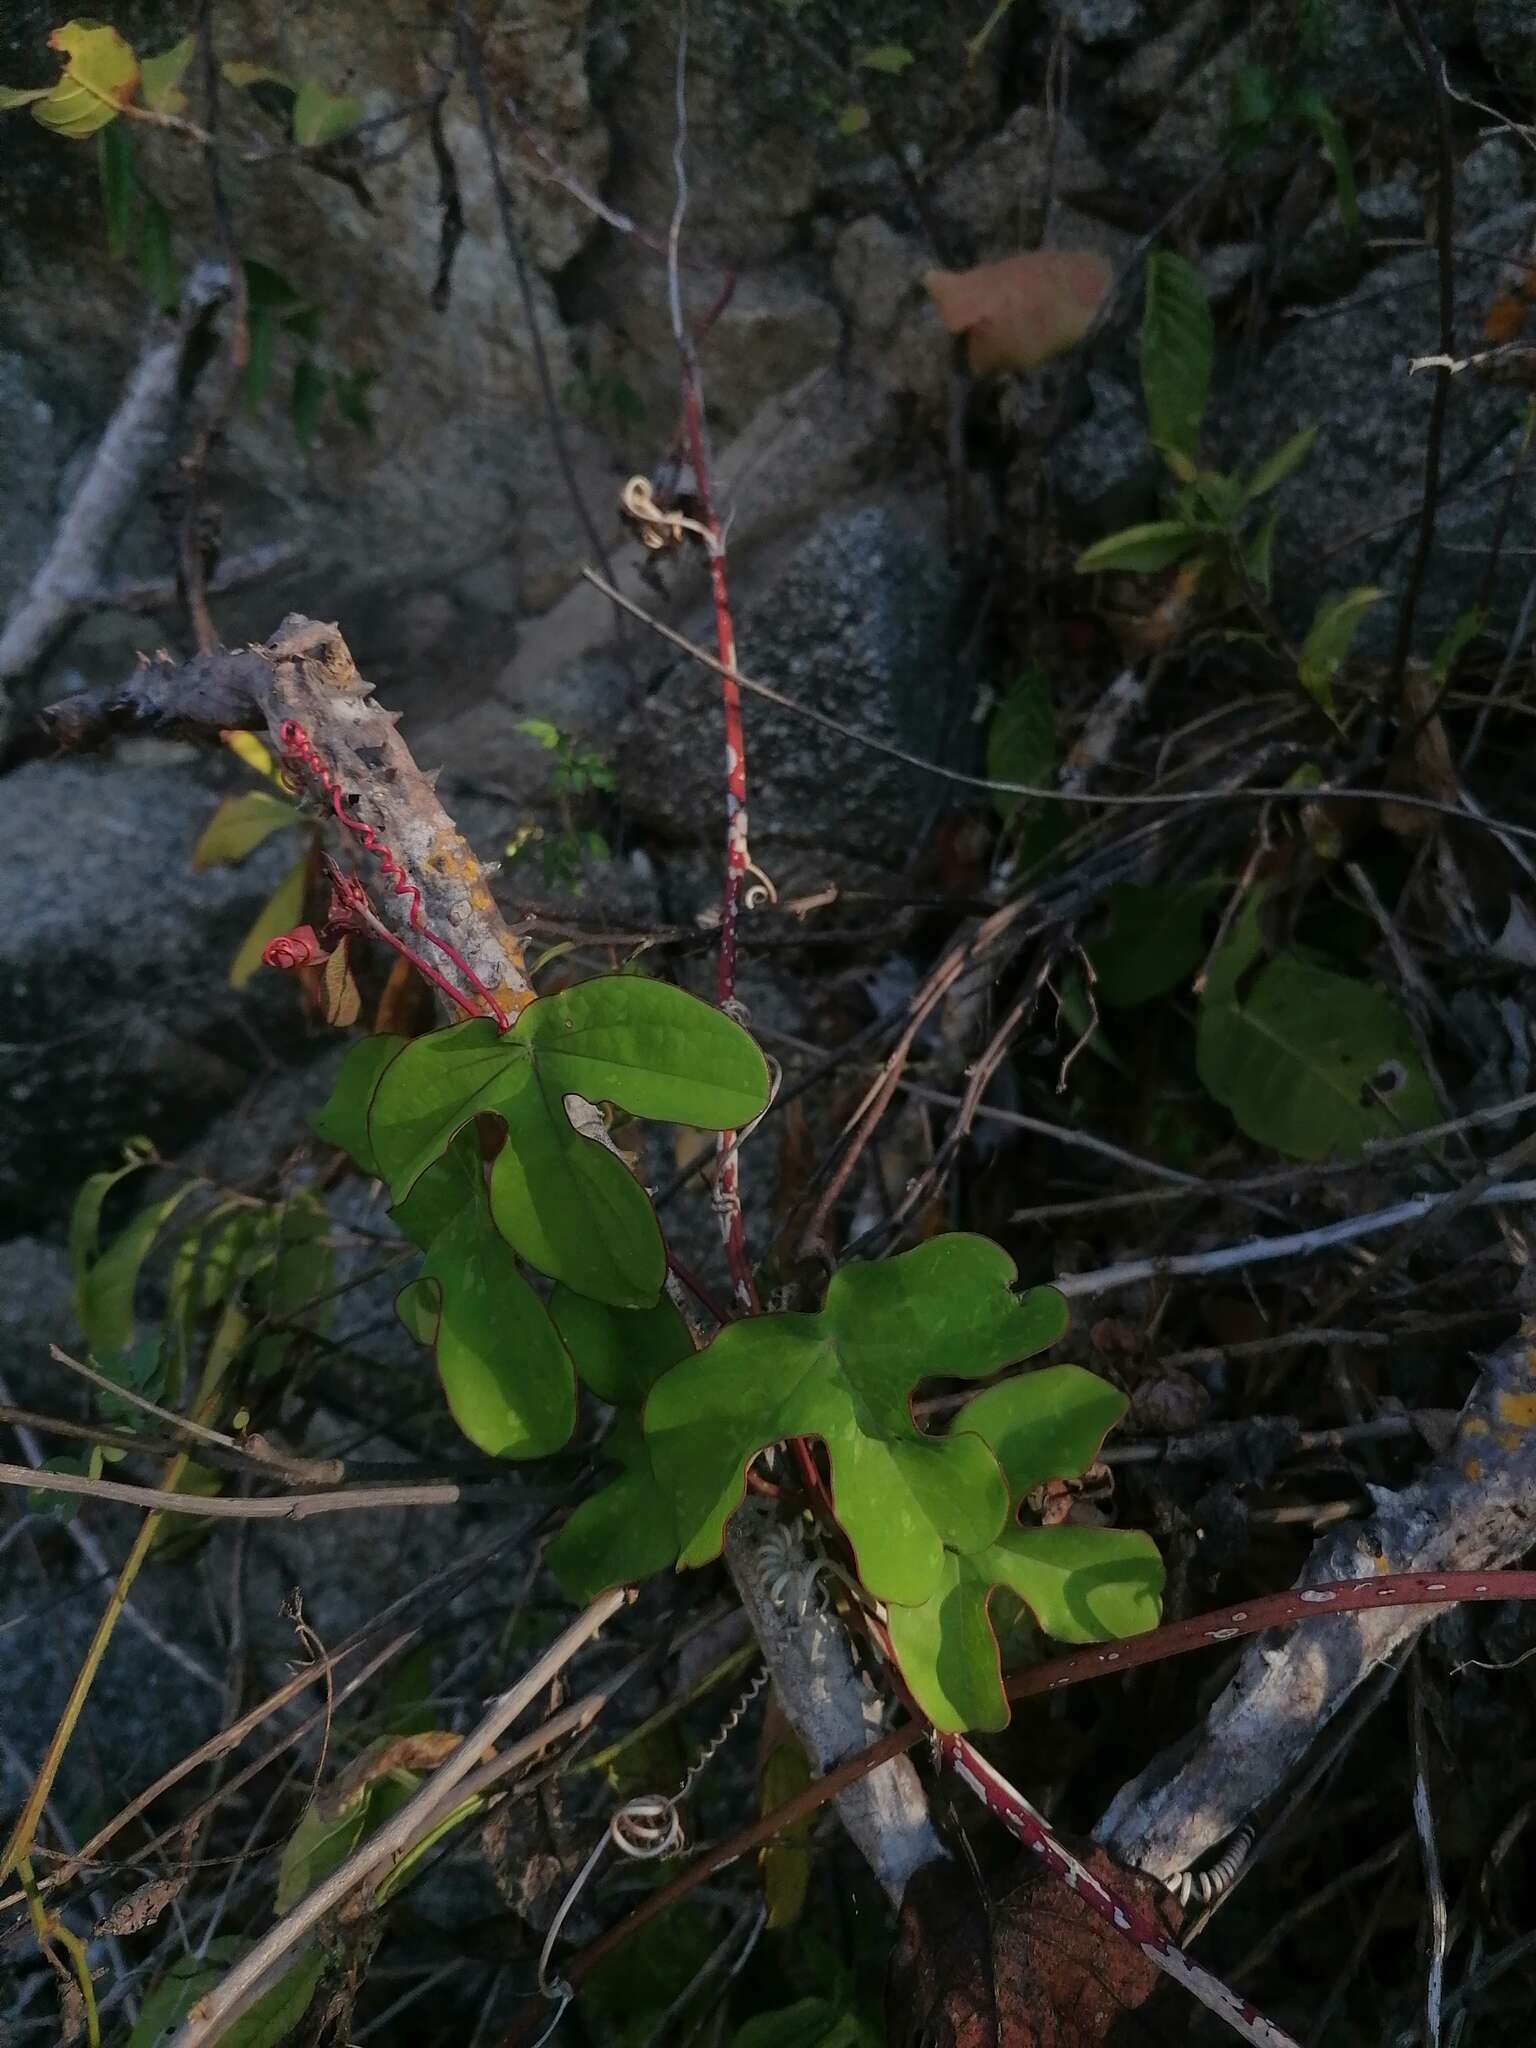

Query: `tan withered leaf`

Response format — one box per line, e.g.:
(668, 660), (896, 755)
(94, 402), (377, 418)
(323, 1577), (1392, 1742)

(887, 1850), (1180, 2046)
(925, 251), (1112, 376)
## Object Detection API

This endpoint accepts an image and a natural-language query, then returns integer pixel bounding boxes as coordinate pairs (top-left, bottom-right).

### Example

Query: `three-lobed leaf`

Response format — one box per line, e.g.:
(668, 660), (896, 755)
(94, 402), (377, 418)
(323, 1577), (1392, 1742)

(366, 981), (769, 1306)
(885, 1365), (1162, 1730)
(645, 1237), (1067, 1607)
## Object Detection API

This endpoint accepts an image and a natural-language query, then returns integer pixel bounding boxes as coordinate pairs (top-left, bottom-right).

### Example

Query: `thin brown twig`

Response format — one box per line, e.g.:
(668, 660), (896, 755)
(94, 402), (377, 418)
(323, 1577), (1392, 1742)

(1384, 0), (1458, 712)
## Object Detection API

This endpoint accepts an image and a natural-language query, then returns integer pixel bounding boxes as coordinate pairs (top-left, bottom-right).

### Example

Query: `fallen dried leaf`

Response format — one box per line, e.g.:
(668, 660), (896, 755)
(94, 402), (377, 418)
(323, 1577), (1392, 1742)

(925, 250), (1112, 376)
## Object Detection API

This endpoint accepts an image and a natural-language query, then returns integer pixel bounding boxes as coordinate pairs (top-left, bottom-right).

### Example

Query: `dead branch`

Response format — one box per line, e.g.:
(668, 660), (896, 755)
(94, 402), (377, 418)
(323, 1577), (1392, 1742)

(0, 263), (230, 717)
(1094, 1314), (1536, 1882)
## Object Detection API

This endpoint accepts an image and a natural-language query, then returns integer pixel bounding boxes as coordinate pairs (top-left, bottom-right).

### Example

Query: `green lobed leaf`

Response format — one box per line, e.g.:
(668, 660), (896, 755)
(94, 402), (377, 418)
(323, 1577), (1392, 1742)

(885, 1522), (1164, 1731)
(1298, 586), (1384, 720)
(1074, 520), (1199, 576)
(368, 985), (769, 1306)
(545, 1288), (692, 1600)
(309, 1034), (406, 1176)
(1140, 251), (1212, 475)
(955, 1366), (1129, 1500)
(645, 1237), (1068, 1608)
(1197, 899), (1437, 1159)
(400, 1138), (576, 1459)
(192, 789), (298, 868)
(1091, 881), (1222, 1007)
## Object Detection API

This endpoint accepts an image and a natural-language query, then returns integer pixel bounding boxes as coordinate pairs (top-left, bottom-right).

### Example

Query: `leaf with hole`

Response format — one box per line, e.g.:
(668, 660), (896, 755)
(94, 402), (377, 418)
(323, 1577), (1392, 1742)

(0, 22), (139, 139)
(1197, 898), (1436, 1159)
(1298, 586), (1384, 720)
(645, 1237), (1067, 1607)
(545, 1288), (691, 1599)
(1140, 251), (1212, 475)
(366, 983), (768, 1305)
(1074, 520), (1198, 576)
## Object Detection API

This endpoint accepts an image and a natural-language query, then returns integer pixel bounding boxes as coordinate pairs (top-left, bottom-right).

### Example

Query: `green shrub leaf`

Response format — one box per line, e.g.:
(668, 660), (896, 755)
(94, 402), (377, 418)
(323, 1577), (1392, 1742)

(1092, 882), (1222, 1007)
(1140, 251), (1212, 474)
(645, 1237), (1066, 1607)
(1074, 520), (1198, 575)
(192, 789), (298, 868)
(1298, 586), (1384, 719)
(1197, 900), (1436, 1159)
(1242, 424), (1318, 502)
(986, 667), (1054, 822)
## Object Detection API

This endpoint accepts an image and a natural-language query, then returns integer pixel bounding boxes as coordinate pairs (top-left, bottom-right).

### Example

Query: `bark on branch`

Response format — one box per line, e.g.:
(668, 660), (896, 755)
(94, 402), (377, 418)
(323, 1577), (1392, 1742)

(0, 263), (231, 724)
(1095, 1315), (1536, 1881)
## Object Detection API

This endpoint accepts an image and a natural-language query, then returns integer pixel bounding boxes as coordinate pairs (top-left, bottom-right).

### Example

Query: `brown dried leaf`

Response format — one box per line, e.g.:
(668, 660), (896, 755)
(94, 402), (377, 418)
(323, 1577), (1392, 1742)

(888, 1849), (1179, 2046)
(924, 250), (1112, 377)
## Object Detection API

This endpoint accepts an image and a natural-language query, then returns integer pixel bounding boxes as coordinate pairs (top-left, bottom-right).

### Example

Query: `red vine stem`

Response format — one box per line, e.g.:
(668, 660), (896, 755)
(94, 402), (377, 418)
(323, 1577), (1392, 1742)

(498, 1567), (1536, 2045)
(274, 719), (509, 1028)
(939, 1734), (1298, 2048)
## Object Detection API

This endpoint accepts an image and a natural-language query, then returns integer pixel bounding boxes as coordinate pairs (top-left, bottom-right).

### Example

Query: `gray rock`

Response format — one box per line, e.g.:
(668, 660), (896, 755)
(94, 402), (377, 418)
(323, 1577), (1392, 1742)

(1455, 137), (1528, 229)
(1216, 213), (1536, 655)
(1198, 241), (1264, 306)
(1476, 0), (1536, 90)
(936, 105), (1107, 258)
(613, 490), (967, 893)
(1057, 0), (1146, 46)
(1107, 0), (1225, 118)
(0, 751), (302, 1234)
(1274, 178), (1424, 300)
(833, 215), (925, 344)
(1047, 372), (1161, 532)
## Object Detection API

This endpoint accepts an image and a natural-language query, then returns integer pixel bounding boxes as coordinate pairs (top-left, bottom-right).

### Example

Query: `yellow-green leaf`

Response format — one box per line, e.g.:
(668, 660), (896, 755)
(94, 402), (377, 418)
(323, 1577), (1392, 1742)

(292, 77), (362, 148)
(24, 22), (141, 139)
(193, 789), (299, 869)
(140, 34), (194, 113)
(858, 44), (914, 73)
(836, 101), (870, 137)
(222, 60), (296, 91)
(1297, 586), (1384, 721)
(229, 854), (307, 988)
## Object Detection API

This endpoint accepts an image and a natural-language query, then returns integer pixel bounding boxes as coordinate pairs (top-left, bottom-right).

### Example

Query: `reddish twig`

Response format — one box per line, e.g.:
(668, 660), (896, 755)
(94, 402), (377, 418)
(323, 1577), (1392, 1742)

(940, 1735), (1298, 2048)
(499, 1567), (1536, 2043)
